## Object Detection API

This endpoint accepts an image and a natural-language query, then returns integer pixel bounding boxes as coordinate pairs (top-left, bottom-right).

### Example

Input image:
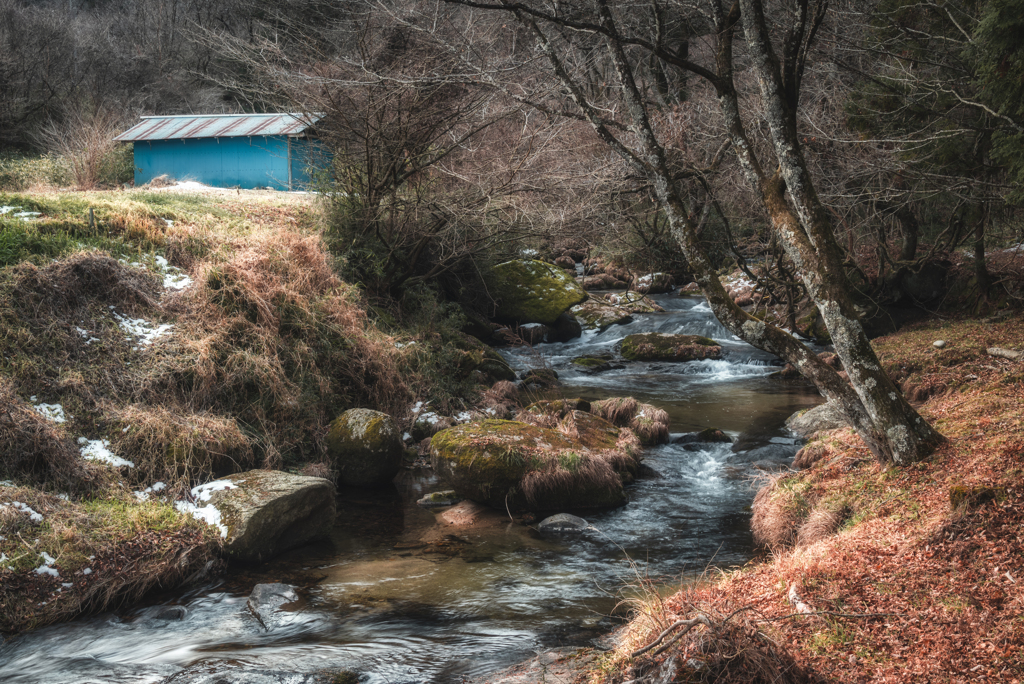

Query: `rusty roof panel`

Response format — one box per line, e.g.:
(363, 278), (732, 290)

(114, 113), (323, 142)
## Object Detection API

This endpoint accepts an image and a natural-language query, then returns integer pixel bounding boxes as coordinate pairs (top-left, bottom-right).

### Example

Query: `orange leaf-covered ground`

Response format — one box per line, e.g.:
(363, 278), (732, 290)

(598, 315), (1024, 683)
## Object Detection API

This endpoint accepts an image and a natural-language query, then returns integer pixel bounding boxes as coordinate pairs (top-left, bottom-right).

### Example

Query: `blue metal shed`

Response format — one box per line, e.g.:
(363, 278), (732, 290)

(114, 113), (329, 190)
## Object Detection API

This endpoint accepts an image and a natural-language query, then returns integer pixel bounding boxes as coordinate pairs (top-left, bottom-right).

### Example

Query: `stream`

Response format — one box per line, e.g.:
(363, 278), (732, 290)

(0, 294), (823, 684)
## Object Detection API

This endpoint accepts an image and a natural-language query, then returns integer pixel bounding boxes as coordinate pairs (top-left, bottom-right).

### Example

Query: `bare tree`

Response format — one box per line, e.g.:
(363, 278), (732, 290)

(440, 0), (944, 464)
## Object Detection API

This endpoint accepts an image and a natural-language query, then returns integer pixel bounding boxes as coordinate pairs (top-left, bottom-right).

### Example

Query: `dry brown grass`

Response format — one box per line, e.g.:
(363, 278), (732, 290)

(146, 229), (410, 464)
(795, 502), (850, 548)
(520, 449), (622, 509)
(0, 485), (221, 632)
(750, 475), (812, 550)
(109, 404), (255, 490)
(591, 396), (639, 425)
(608, 575), (813, 684)
(0, 378), (104, 492)
(482, 380), (520, 408)
(630, 404), (671, 445)
(0, 205), (411, 492)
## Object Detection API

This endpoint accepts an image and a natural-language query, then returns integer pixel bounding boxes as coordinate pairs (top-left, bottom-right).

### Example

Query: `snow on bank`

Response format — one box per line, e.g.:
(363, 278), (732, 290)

(77, 437), (134, 468)
(133, 481), (167, 501)
(110, 306), (173, 347)
(29, 396), (67, 424)
(174, 480), (237, 537)
(0, 206), (41, 221)
(2, 501), (44, 523)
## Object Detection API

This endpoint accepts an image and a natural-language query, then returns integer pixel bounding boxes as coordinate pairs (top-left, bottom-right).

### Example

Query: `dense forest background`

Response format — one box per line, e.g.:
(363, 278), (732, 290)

(2, 0), (1024, 312)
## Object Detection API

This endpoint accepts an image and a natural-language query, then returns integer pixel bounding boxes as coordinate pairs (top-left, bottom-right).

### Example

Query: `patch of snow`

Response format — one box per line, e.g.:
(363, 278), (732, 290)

(35, 553), (59, 577)
(133, 481), (168, 501)
(79, 439), (134, 468)
(31, 401), (67, 424)
(394, 341), (416, 349)
(520, 323), (544, 329)
(455, 411), (473, 422)
(111, 308), (173, 346)
(191, 479), (236, 502)
(0, 205), (16, 214)
(82, 568), (92, 575)
(10, 501), (43, 523)
(402, 432), (412, 442)
(75, 326), (100, 344)
(173, 181), (212, 191)
(162, 271), (192, 290)
(174, 501), (229, 537)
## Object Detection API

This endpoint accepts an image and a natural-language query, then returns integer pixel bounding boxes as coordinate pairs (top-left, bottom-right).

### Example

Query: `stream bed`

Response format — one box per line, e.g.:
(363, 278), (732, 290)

(0, 294), (823, 684)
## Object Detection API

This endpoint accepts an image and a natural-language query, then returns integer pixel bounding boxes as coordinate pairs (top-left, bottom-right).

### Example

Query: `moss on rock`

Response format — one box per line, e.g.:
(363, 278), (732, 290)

(620, 333), (722, 362)
(429, 419), (631, 512)
(325, 408), (403, 487)
(489, 259), (588, 325)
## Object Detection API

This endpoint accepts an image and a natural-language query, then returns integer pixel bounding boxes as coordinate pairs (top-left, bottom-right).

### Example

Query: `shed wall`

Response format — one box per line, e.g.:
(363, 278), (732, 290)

(134, 136), (304, 190)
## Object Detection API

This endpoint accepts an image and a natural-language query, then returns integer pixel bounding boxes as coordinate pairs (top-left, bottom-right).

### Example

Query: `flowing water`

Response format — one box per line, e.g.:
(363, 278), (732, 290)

(0, 294), (823, 684)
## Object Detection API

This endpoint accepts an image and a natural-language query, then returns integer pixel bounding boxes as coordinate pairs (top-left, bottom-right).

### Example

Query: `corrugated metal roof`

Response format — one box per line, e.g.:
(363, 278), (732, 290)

(114, 113), (324, 142)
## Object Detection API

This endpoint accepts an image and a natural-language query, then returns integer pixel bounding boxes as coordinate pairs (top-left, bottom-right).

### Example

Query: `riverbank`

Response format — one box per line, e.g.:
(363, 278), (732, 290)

(0, 186), (478, 634)
(575, 314), (1024, 683)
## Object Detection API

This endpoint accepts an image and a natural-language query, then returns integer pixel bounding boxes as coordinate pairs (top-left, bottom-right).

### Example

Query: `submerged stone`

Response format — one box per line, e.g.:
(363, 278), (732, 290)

(326, 408), (403, 487)
(247, 583), (298, 631)
(417, 490), (462, 508)
(537, 513), (590, 536)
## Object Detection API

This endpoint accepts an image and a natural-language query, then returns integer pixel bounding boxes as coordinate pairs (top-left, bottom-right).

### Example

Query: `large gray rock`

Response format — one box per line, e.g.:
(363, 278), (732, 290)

(325, 408), (404, 487)
(785, 401), (848, 438)
(196, 470), (335, 564)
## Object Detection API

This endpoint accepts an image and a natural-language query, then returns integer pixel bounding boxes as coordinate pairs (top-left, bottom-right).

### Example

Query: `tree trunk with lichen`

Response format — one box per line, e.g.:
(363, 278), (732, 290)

(736, 0), (944, 464)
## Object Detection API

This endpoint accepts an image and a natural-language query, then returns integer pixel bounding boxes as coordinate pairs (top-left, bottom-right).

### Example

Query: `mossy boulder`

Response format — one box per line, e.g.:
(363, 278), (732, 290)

(620, 333), (722, 362)
(489, 259), (588, 325)
(673, 428), (732, 445)
(325, 408), (404, 487)
(571, 354), (615, 372)
(197, 469), (336, 564)
(949, 485), (1006, 510)
(570, 300), (633, 330)
(430, 420), (629, 512)
(451, 333), (516, 382)
(520, 368), (560, 389)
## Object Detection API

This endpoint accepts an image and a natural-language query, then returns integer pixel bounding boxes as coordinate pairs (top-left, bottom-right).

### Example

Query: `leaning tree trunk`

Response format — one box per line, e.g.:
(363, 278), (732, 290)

(586, 0), (902, 462)
(738, 0), (944, 464)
